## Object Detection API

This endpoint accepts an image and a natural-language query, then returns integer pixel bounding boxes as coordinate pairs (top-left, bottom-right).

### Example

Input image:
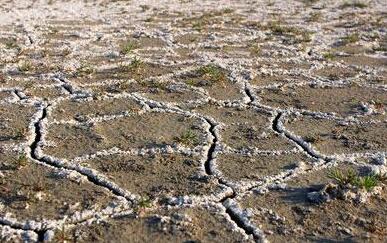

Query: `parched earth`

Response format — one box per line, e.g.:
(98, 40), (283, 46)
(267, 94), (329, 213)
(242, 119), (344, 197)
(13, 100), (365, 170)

(0, 0), (386, 242)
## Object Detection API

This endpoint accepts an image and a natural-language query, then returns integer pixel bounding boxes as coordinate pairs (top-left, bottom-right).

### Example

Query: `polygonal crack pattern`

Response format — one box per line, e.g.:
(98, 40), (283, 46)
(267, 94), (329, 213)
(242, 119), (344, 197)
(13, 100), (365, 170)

(0, 0), (386, 242)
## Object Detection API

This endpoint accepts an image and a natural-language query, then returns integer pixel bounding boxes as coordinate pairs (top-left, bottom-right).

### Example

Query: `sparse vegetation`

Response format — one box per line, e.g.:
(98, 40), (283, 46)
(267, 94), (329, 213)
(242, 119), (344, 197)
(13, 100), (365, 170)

(18, 61), (33, 72)
(144, 17), (154, 22)
(249, 44), (261, 56)
(327, 168), (382, 191)
(328, 168), (358, 186)
(358, 175), (379, 191)
(341, 33), (360, 45)
(267, 0), (275, 6)
(135, 196), (152, 216)
(308, 12), (322, 22)
(5, 39), (19, 49)
(266, 21), (312, 43)
(174, 130), (199, 146)
(303, 135), (320, 143)
(14, 128), (27, 140)
(122, 57), (144, 73)
(54, 225), (74, 243)
(16, 154), (28, 169)
(32, 179), (47, 192)
(197, 64), (226, 83)
(139, 5), (150, 12)
(268, 21), (293, 35)
(302, 0), (320, 5)
(323, 52), (336, 60)
(340, 1), (368, 9)
(76, 62), (95, 76)
(120, 41), (137, 55)
(222, 8), (234, 14)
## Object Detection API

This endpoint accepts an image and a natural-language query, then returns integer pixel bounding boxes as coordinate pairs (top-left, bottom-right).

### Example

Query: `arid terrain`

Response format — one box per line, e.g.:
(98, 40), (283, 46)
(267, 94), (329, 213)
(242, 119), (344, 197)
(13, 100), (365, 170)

(0, 0), (386, 242)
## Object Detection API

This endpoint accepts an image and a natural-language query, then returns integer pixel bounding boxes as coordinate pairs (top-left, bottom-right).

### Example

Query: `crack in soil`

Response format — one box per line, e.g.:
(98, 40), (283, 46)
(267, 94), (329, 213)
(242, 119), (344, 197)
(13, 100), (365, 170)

(223, 205), (262, 242)
(204, 119), (217, 175)
(272, 112), (324, 161)
(202, 118), (260, 240)
(30, 105), (134, 203)
(13, 90), (26, 100)
(244, 84), (255, 104)
(56, 77), (73, 94)
(27, 35), (34, 45)
(0, 220), (46, 242)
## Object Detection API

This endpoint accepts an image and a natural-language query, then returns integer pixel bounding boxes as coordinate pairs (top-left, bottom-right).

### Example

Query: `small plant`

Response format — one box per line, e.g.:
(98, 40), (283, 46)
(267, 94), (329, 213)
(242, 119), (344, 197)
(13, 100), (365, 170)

(308, 12), (322, 22)
(32, 179), (47, 192)
(222, 8), (234, 14)
(139, 4), (150, 12)
(77, 62), (95, 76)
(61, 48), (72, 56)
(268, 21), (289, 35)
(327, 169), (382, 191)
(5, 39), (19, 49)
(138, 197), (151, 208)
(16, 153), (28, 169)
(18, 61), (33, 72)
(174, 130), (199, 146)
(54, 225), (73, 243)
(120, 41), (137, 55)
(372, 101), (384, 111)
(303, 135), (320, 143)
(197, 64), (226, 83)
(144, 17), (154, 22)
(124, 57), (144, 73)
(267, 21), (311, 43)
(341, 33), (360, 45)
(327, 168), (358, 186)
(249, 44), (261, 56)
(267, 0), (275, 6)
(323, 52), (335, 60)
(135, 196), (152, 216)
(340, 1), (368, 9)
(14, 128), (27, 140)
(186, 79), (197, 86)
(299, 32), (312, 43)
(302, 0), (320, 5)
(356, 175), (379, 191)
(192, 21), (203, 31)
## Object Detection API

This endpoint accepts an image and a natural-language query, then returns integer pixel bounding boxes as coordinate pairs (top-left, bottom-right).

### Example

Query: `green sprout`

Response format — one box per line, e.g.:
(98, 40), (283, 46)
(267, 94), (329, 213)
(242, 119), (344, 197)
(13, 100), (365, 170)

(121, 41), (137, 55)
(327, 169), (382, 191)
(341, 33), (360, 45)
(340, 1), (368, 9)
(77, 62), (95, 76)
(197, 64), (226, 83)
(16, 153), (28, 169)
(174, 130), (199, 146)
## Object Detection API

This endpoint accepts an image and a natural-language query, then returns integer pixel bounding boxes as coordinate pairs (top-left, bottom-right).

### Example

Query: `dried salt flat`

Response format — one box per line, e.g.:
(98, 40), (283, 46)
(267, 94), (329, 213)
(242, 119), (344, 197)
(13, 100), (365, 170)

(0, 0), (386, 242)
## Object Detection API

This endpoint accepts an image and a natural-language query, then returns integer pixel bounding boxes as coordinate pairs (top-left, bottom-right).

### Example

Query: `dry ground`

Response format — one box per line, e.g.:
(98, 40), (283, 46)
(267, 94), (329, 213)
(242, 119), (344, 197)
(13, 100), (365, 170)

(0, 0), (386, 242)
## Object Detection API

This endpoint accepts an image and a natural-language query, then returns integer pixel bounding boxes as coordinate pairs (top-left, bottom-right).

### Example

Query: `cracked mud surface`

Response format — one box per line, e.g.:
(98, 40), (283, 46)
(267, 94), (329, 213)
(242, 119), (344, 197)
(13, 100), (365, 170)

(0, 0), (386, 242)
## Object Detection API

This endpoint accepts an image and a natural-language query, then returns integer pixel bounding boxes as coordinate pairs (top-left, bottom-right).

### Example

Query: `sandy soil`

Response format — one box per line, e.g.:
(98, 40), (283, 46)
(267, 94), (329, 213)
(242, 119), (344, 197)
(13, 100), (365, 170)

(0, 0), (386, 242)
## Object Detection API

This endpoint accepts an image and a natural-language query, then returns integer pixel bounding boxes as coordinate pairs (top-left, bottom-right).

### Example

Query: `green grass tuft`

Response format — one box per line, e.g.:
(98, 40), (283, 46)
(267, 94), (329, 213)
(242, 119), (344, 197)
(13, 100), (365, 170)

(174, 130), (199, 146)
(341, 33), (360, 45)
(121, 41), (137, 55)
(340, 1), (368, 9)
(197, 64), (226, 83)
(16, 153), (28, 169)
(323, 52), (335, 60)
(327, 169), (382, 191)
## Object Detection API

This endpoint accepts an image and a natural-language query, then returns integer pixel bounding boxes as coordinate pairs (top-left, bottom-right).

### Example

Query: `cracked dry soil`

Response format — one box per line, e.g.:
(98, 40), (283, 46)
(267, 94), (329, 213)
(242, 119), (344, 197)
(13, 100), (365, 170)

(0, 0), (386, 242)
